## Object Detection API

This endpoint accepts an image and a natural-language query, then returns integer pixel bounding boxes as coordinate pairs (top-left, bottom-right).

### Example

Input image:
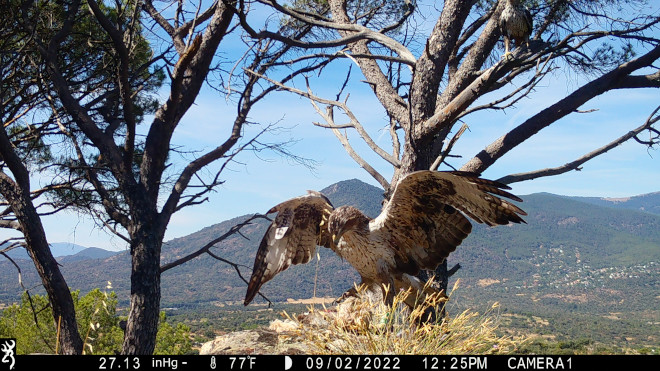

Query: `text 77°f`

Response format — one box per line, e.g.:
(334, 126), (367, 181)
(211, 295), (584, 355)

(230, 356), (257, 369)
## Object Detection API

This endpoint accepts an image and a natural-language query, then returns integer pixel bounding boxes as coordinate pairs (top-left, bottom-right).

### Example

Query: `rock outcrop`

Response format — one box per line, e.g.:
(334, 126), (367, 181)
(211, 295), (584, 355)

(199, 319), (311, 355)
(200, 290), (387, 355)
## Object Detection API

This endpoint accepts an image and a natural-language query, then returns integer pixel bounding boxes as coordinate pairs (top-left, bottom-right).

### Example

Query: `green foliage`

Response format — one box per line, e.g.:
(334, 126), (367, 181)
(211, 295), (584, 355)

(515, 337), (658, 355)
(516, 338), (595, 355)
(0, 292), (57, 354)
(1, 0), (164, 212)
(154, 312), (193, 355)
(76, 287), (124, 355)
(0, 286), (192, 355)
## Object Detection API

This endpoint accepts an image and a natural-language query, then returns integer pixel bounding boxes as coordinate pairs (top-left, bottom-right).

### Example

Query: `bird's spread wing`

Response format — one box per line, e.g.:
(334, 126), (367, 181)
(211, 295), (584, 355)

(244, 191), (334, 305)
(373, 171), (526, 274)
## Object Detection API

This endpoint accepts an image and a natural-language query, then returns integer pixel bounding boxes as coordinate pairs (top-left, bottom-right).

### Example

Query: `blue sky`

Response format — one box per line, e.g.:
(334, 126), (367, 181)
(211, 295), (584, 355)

(28, 73), (659, 252)
(2, 2), (658, 251)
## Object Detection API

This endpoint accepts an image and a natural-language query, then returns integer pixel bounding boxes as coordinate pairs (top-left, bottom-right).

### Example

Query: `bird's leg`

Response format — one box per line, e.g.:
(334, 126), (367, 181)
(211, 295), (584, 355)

(502, 37), (513, 60)
(374, 265), (396, 307)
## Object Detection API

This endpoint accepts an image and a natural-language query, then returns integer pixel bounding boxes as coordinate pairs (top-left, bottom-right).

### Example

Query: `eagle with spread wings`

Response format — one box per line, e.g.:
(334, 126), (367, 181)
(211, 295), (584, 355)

(244, 171), (526, 307)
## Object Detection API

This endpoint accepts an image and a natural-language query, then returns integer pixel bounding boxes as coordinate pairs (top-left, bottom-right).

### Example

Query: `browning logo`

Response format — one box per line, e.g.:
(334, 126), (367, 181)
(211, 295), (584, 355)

(0, 339), (15, 370)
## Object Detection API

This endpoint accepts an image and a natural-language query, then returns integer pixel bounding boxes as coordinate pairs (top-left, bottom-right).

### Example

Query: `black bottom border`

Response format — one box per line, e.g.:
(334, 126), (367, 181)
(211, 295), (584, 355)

(9, 354), (656, 371)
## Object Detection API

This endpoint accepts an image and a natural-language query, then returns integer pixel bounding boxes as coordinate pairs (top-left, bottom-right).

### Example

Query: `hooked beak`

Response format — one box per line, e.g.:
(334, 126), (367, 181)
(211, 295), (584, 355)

(332, 233), (341, 246)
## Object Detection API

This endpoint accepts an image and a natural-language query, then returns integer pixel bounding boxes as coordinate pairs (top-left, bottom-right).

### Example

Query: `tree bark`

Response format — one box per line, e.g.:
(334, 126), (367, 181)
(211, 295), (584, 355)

(1, 186), (83, 354)
(19, 199), (83, 355)
(121, 219), (164, 355)
(0, 130), (83, 354)
(120, 3), (236, 354)
(409, 0), (474, 128)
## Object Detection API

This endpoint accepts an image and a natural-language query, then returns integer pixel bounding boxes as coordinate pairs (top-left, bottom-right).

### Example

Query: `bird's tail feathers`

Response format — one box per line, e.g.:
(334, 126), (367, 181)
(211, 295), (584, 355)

(397, 274), (447, 309)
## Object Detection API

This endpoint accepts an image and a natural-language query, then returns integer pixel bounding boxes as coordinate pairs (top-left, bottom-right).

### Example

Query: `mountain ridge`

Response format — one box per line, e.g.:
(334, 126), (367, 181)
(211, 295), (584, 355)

(563, 191), (660, 215)
(2, 178), (657, 348)
(1, 179), (658, 317)
(1, 242), (111, 261)
(3, 186), (656, 262)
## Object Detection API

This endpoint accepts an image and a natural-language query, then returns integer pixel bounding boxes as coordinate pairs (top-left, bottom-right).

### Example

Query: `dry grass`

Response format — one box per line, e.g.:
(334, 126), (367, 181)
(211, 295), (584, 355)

(282, 279), (527, 355)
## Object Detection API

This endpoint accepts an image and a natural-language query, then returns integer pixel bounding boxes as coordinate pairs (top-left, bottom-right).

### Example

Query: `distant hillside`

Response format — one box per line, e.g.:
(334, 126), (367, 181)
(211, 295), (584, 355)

(59, 247), (120, 262)
(567, 191), (660, 215)
(0, 246), (123, 303)
(450, 192), (660, 308)
(1, 179), (659, 346)
(320, 179), (383, 218)
(0, 179), (382, 306)
(465, 192), (660, 268)
(1, 242), (90, 260)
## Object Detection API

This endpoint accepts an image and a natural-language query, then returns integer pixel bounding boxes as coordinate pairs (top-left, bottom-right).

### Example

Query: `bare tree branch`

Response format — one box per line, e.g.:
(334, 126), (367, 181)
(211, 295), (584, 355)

(459, 55), (557, 118)
(238, 0), (417, 64)
(324, 0), (410, 126)
(316, 105), (390, 190)
(497, 105), (660, 184)
(419, 43), (547, 144)
(462, 44), (660, 174)
(242, 67), (395, 188)
(430, 123), (468, 171)
(160, 213), (270, 272)
(245, 68), (401, 168)
(206, 249), (273, 307)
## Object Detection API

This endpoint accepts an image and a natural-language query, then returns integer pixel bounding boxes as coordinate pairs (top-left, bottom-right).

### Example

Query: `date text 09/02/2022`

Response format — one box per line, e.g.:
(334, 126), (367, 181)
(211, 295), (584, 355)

(301, 356), (572, 370)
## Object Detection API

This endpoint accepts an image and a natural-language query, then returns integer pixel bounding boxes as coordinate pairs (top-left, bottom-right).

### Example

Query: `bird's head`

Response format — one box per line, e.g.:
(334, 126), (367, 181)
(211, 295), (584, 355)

(327, 206), (370, 245)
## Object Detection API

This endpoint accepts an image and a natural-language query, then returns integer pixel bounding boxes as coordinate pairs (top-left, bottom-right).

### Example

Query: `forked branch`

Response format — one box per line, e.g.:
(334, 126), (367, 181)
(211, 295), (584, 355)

(244, 68), (400, 189)
(160, 214), (271, 272)
(497, 105), (660, 184)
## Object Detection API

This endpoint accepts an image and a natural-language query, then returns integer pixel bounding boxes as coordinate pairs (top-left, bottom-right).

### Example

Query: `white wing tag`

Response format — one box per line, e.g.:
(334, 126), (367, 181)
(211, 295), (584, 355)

(275, 226), (288, 239)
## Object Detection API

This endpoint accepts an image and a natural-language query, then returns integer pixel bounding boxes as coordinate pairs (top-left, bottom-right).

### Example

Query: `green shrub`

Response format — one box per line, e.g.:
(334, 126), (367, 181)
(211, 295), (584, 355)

(0, 285), (192, 355)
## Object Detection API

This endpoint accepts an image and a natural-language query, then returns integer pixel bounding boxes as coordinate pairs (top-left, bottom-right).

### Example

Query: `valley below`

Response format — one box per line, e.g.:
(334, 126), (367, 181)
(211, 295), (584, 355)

(1, 180), (659, 353)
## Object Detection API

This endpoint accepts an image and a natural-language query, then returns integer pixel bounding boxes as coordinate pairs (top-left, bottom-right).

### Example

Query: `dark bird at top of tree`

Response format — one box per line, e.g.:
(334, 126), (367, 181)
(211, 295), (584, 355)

(243, 171), (526, 308)
(499, 0), (533, 59)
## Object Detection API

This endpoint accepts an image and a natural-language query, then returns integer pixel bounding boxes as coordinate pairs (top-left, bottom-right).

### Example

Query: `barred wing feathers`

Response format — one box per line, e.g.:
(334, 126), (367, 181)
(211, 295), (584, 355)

(372, 171), (526, 273)
(244, 191), (334, 305)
